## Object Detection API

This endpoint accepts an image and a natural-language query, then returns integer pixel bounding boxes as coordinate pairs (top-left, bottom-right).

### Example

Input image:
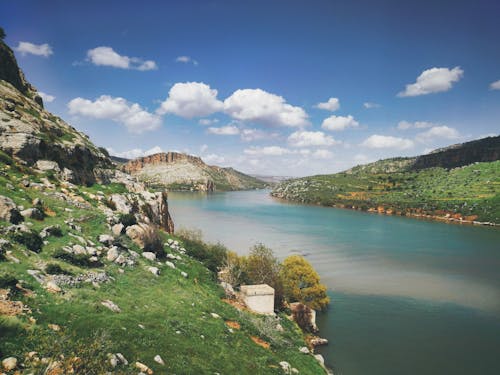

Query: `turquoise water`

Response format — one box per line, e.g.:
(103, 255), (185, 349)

(168, 190), (500, 374)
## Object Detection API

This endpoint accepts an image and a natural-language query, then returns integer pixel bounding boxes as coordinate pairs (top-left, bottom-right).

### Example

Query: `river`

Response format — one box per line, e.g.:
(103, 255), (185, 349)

(167, 189), (500, 375)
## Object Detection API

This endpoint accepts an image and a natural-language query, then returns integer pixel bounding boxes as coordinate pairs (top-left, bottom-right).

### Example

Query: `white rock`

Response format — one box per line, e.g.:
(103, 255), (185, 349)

(166, 261), (175, 269)
(2, 357), (17, 371)
(72, 244), (86, 255)
(180, 271), (188, 278)
(279, 361), (291, 373)
(101, 300), (121, 313)
(166, 253), (176, 259)
(299, 346), (309, 354)
(45, 281), (61, 293)
(153, 355), (165, 365)
(116, 353), (128, 365)
(107, 246), (120, 262)
(148, 266), (160, 276)
(210, 313), (221, 319)
(115, 254), (127, 265)
(142, 252), (156, 261)
(314, 354), (325, 366)
(98, 234), (114, 246)
(112, 223), (124, 236)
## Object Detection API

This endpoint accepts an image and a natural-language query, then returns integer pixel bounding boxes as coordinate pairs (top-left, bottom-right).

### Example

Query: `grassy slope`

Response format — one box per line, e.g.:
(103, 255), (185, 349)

(272, 161), (500, 223)
(0, 159), (323, 374)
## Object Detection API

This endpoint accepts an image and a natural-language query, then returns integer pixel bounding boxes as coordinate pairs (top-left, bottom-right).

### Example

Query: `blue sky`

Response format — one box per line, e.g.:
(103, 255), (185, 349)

(2, 0), (499, 176)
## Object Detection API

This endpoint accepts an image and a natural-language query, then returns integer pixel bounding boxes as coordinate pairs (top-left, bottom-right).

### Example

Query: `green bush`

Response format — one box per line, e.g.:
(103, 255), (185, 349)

(143, 226), (165, 258)
(12, 231), (43, 252)
(178, 233), (228, 273)
(119, 213), (137, 227)
(45, 263), (72, 275)
(0, 272), (17, 288)
(53, 250), (102, 268)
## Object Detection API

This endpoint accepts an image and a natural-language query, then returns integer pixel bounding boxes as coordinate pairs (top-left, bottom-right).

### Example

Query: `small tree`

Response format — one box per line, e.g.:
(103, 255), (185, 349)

(245, 244), (284, 309)
(280, 255), (329, 310)
(0, 27), (5, 41)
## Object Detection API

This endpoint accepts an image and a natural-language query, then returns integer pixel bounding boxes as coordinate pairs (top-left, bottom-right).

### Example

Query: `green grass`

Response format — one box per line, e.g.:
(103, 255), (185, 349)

(272, 161), (500, 223)
(0, 159), (324, 374)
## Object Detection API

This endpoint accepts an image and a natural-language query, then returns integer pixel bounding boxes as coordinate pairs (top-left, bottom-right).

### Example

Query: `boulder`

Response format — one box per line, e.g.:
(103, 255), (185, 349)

(20, 207), (45, 220)
(107, 246), (120, 262)
(125, 223), (150, 248)
(45, 281), (62, 293)
(112, 223), (124, 236)
(98, 234), (114, 246)
(148, 267), (160, 276)
(153, 355), (165, 365)
(142, 252), (156, 261)
(35, 160), (60, 173)
(165, 261), (175, 269)
(299, 346), (309, 354)
(135, 361), (153, 374)
(109, 194), (132, 214)
(279, 361), (291, 374)
(2, 357), (17, 371)
(0, 195), (22, 224)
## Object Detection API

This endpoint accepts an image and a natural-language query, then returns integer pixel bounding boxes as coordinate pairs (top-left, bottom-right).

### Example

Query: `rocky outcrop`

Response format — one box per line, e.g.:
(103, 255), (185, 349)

(412, 135), (500, 170)
(121, 152), (265, 192)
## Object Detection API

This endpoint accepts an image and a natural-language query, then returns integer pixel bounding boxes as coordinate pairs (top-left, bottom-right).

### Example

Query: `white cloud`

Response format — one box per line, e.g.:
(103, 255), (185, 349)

(397, 120), (435, 130)
(199, 118), (219, 126)
(203, 153), (226, 165)
(244, 146), (291, 156)
(67, 95), (161, 133)
(15, 42), (53, 57)
(108, 145), (163, 159)
(489, 80), (500, 90)
(416, 126), (460, 142)
(207, 125), (240, 135)
(398, 67), (463, 97)
(224, 88), (309, 127)
(176, 56), (198, 65)
(287, 130), (339, 147)
(363, 102), (381, 109)
(315, 97), (340, 111)
(322, 115), (359, 131)
(240, 128), (275, 142)
(200, 144), (209, 153)
(157, 82), (223, 118)
(38, 91), (55, 103)
(361, 135), (414, 150)
(86, 46), (157, 71)
(312, 149), (333, 159)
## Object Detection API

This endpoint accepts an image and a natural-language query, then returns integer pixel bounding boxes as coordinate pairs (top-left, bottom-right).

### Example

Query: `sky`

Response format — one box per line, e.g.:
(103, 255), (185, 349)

(1, 0), (499, 176)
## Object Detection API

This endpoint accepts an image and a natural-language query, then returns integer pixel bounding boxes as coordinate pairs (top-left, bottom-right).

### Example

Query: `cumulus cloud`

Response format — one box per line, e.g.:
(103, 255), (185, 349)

(38, 91), (55, 103)
(244, 146), (291, 156)
(86, 46), (157, 71)
(203, 153), (226, 164)
(416, 126), (460, 142)
(240, 128), (276, 142)
(207, 125), (240, 135)
(322, 115), (359, 131)
(315, 97), (340, 111)
(176, 56), (198, 65)
(363, 102), (380, 109)
(398, 67), (463, 97)
(199, 118), (219, 126)
(397, 121), (436, 130)
(312, 149), (333, 159)
(67, 95), (161, 133)
(15, 42), (53, 57)
(107, 145), (163, 159)
(157, 82), (223, 118)
(200, 144), (209, 153)
(224, 89), (309, 127)
(489, 80), (500, 90)
(361, 135), (414, 150)
(287, 130), (339, 147)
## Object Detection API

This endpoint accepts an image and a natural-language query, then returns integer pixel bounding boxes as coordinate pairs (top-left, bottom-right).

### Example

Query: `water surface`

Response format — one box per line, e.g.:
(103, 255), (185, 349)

(168, 190), (500, 374)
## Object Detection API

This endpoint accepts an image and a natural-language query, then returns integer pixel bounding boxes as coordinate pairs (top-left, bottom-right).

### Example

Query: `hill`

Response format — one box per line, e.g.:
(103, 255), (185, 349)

(0, 37), (325, 374)
(122, 152), (266, 191)
(272, 137), (500, 225)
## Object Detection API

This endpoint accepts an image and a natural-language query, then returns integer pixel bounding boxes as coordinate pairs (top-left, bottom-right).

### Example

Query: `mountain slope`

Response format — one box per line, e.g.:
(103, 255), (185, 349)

(272, 137), (500, 224)
(122, 152), (266, 191)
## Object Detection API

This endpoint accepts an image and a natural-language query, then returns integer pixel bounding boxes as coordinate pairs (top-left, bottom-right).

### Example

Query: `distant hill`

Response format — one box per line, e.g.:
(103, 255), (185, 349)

(250, 175), (295, 184)
(122, 152), (266, 191)
(272, 136), (500, 224)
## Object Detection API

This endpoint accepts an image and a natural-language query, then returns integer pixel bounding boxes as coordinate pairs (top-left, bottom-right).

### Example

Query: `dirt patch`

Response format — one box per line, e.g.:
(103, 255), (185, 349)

(250, 336), (270, 349)
(0, 299), (24, 316)
(225, 320), (241, 330)
(222, 298), (248, 312)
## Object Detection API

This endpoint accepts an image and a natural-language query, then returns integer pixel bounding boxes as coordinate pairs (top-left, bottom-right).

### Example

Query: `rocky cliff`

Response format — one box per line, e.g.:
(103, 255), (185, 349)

(122, 152), (266, 191)
(0, 39), (114, 185)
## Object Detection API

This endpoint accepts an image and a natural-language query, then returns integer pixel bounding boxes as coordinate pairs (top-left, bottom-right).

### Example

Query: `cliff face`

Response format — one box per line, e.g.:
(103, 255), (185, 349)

(412, 136), (500, 170)
(0, 40), (113, 185)
(121, 152), (266, 192)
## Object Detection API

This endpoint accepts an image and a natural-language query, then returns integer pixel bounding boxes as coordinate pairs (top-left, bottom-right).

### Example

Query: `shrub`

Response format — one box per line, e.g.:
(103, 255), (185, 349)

(119, 213), (137, 227)
(12, 231), (43, 252)
(53, 249), (102, 268)
(104, 198), (116, 211)
(143, 226), (165, 258)
(45, 263), (72, 275)
(9, 209), (24, 225)
(179, 234), (228, 273)
(0, 272), (17, 288)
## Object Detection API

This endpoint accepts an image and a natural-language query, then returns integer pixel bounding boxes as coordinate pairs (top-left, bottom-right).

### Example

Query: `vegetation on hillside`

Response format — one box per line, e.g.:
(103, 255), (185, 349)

(272, 160), (500, 224)
(0, 159), (325, 374)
